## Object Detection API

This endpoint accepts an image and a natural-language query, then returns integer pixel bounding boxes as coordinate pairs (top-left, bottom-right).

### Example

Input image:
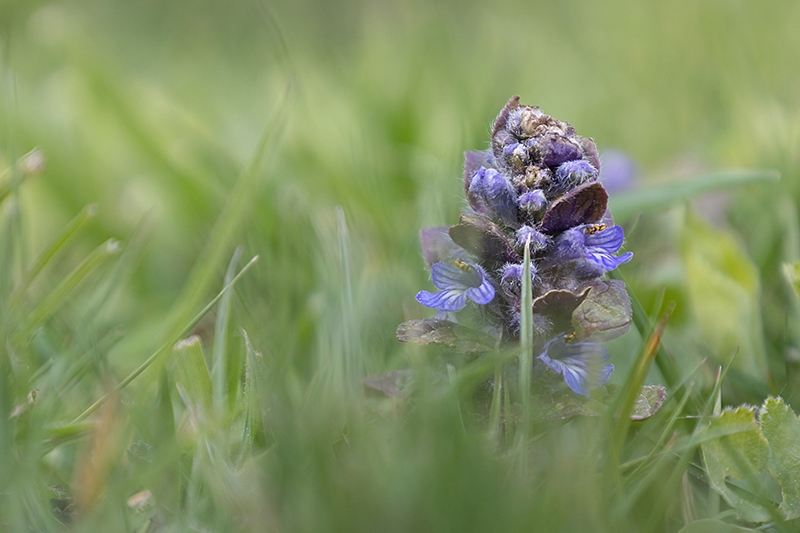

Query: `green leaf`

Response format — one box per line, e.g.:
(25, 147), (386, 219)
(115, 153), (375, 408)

(759, 397), (800, 519)
(609, 168), (779, 222)
(677, 519), (758, 533)
(630, 385), (667, 421)
(699, 406), (771, 522)
(571, 279), (632, 342)
(680, 213), (769, 381)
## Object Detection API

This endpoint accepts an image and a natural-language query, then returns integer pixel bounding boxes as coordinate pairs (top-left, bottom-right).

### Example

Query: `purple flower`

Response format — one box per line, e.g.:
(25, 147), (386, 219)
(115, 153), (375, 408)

(515, 225), (549, 250)
(584, 225), (633, 271)
(599, 149), (637, 194)
(501, 262), (537, 282)
(554, 160), (598, 194)
(469, 167), (519, 226)
(518, 190), (547, 210)
(551, 225), (633, 273)
(416, 260), (495, 312)
(501, 142), (530, 171)
(538, 335), (613, 396)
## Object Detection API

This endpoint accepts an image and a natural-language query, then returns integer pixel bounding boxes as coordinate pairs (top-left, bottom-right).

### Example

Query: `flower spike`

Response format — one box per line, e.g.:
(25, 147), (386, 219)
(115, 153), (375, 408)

(399, 96), (634, 400)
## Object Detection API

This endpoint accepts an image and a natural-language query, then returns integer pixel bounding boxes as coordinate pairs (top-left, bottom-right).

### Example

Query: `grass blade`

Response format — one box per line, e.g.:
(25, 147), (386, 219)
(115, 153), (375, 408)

(609, 168), (780, 222)
(22, 238), (121, 334)
(519, 237), (533, 414)
(71, 255), (258, 423)
(212, 246), (243, 415)
(516, 237), (533, 470)
(608, 304), (673, 465)
(0, 148), (45, 204)
(173, 335), (213, 422)
(16, 204), (97, 297)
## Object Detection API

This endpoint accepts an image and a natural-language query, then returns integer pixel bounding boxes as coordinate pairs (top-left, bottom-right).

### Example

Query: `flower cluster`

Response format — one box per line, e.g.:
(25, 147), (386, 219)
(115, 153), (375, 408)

(397, 96), (633, 397)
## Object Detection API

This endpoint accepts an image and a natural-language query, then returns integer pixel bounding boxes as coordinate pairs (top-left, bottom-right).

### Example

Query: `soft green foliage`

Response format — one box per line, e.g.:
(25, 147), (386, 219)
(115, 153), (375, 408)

(760, 398), (800, 519)
(680, 213), (769, 381)
(699, 407), (771, 522)
(698, 397), (800, 523)
(2, 0), (800, 531)
(677, 519), (758, 533)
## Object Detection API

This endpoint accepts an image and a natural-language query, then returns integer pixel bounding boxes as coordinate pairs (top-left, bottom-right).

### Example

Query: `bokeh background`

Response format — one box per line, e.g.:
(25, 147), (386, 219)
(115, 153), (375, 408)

(3, 0), (800, 530)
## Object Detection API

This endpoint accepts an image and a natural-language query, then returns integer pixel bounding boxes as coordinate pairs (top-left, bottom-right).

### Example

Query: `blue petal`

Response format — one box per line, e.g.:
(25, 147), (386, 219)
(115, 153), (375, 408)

(586, 250), (633, 271)
(416, 289), (468, 312)
(559, 358), (614, 396)
(430, 262), (477, 290)
(585, 225), (624, 253)
(465, 278), (495, 305)
(538, 337), (613, 396)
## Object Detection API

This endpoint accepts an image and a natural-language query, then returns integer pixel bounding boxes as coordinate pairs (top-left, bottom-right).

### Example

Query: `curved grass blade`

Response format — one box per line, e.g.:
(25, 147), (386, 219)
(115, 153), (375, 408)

(80, 210), (156, 323)
(610, 270), (683, 393)
(21, 238), (121, 335)
(14, 204), (97, 301)
(607, 303), (673, 466)
(0, 148), (45, 204)
(71, 255), (258, 424)
(42, 421), (96, 448)
(609, 168), (780, 222)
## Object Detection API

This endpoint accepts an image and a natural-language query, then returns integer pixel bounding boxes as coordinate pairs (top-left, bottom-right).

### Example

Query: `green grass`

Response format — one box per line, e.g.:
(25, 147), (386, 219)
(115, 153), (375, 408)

(2, 0), (800, 531)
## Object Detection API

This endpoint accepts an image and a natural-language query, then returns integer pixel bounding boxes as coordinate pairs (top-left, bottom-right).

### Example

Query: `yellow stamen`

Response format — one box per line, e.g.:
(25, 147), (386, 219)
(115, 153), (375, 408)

(453, 259), (472, 272)
(585, 224), (606, 235)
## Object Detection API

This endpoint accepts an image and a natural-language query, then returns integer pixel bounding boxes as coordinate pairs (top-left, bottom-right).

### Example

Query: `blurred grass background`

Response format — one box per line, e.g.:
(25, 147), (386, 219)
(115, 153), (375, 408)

(2, 0), (800, 531)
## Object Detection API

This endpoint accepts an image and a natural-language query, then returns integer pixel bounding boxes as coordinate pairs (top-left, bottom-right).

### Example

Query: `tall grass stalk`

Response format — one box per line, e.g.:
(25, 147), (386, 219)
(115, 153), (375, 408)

(516, 237), (533, 472)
